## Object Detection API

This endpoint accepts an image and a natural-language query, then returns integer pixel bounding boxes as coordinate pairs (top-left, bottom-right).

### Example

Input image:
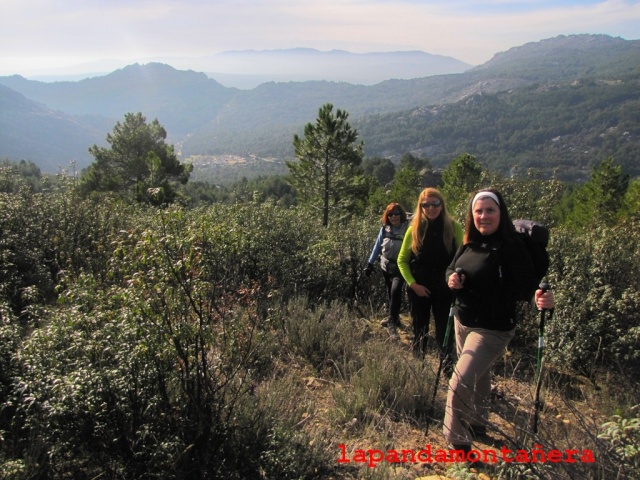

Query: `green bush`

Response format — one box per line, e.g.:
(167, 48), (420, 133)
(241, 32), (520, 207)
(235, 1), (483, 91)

(545, 221), (640, 378)
(12, 204), (359, 479)
(598, 407), (640, 478)
(282, 297), (434, 425)
(0, 174), (136, 317)
(0, 302), (23, 476)
(228, 371), (335, 479)
(0, 187), (56, 314)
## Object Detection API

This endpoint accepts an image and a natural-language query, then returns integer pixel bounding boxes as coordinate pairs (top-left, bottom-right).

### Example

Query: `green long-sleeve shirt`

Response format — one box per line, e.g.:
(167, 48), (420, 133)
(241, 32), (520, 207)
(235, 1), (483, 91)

(398, 220), (463, 287)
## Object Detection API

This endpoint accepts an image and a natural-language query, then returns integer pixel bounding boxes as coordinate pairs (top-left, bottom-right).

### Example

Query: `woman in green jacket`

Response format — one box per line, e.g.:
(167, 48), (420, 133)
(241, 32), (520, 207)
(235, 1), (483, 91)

(398, 188), (463, 363)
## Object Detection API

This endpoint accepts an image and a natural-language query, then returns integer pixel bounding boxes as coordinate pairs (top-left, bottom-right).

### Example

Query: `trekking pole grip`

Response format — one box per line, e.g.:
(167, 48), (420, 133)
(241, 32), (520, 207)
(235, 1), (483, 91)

(538, 282), (551, 311)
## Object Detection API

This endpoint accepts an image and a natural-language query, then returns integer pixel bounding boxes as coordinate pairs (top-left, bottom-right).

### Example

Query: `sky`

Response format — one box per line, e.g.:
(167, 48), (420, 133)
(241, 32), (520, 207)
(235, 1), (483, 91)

(1, 0), (639, 77)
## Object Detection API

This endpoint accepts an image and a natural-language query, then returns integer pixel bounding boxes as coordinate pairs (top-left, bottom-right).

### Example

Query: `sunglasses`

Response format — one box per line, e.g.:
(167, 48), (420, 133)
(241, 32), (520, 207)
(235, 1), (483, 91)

(388, 211), (402, 216)
(421, 201), (442, 209)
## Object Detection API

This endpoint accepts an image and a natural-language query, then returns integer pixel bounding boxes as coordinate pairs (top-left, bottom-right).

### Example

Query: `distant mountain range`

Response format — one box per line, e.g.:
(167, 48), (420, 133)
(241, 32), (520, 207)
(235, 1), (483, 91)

(0, 34), (639, 179)
(27, 48), (473, 89)
(198, 49), (473, 89)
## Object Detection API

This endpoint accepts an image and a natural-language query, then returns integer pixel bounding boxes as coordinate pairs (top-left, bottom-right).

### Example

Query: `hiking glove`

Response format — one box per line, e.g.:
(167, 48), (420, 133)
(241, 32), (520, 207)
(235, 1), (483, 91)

(364, 264), (373, 276)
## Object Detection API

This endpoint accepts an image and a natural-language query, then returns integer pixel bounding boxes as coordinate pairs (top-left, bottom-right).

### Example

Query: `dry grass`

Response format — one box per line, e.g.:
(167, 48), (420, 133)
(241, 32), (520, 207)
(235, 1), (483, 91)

(275, 302), (639, 480)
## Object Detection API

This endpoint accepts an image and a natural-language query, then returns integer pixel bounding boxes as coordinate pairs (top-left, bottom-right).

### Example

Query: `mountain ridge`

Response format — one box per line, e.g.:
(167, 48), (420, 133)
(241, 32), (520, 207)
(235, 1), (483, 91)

(24, 47), (473, 88)
(0, 34), (638, 179)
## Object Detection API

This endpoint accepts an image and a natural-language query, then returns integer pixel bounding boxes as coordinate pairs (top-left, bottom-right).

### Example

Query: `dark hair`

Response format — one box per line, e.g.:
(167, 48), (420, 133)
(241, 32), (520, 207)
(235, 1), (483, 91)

(381, 202), (407, 225)
(463, 188), (515, 244)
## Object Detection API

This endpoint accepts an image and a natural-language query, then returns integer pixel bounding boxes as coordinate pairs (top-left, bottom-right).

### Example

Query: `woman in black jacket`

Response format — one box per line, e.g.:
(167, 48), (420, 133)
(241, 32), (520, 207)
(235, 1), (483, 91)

(443, 189), (555, 452)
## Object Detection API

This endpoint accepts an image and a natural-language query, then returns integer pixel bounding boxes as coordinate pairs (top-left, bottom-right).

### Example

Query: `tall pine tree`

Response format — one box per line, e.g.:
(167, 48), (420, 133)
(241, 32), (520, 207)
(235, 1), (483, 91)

(288, 103), (365, 226)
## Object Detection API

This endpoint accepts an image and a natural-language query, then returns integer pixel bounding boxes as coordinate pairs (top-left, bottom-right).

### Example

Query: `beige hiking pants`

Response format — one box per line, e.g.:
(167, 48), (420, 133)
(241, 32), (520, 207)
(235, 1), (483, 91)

(442, 318), (515, 446)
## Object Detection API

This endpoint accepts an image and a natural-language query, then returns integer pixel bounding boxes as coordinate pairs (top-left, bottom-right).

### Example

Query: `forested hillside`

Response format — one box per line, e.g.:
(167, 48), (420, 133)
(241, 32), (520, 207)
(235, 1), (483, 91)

(0, 85), (112, 171)
(355, 78), (640, 180)
(0, 34), (639, 183)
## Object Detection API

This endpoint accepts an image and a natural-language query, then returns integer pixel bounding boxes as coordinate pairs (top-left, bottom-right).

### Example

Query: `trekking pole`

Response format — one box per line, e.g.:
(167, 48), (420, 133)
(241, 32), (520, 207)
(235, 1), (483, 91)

(533, 282), (552, 434)
(426, 268), (463, 433)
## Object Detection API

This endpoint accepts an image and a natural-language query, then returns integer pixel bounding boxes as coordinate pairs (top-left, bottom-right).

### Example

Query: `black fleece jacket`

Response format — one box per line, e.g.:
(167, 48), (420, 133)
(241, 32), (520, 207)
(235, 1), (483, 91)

(445, 232), (538, 331)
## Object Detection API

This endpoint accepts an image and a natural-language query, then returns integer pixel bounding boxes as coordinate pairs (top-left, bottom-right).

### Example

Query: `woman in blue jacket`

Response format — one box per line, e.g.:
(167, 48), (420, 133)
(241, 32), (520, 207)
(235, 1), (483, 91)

(365, 202), (409, 339)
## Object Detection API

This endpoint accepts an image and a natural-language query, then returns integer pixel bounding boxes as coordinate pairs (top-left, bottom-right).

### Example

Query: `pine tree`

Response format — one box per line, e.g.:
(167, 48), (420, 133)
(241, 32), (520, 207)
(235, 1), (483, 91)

(567, 157), (629, 228)
(441, 153), (484, 218)
(81, 112), (192, 205)
(288, 103), (365, 226)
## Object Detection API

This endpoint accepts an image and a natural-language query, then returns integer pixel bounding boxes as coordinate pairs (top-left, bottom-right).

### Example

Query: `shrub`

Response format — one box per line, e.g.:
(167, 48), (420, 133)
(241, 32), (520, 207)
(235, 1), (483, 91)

(598, 407), (640, 478)
(226, 371), (335, 479)
(0, 302), (23, 477)
(13, 204), (359, 479)
(545, 221), (640, 378)
(282, 297), (371, 380)
(0, 187), (56, 314)
(0, 172), (136, 317)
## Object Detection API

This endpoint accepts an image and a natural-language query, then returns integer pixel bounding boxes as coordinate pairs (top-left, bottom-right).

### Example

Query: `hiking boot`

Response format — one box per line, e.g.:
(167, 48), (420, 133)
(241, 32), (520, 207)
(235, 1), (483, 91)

(451, 444), (471, 455)
(386, 323), (400, 340)
(467, 424), (488, 438)
(461, 420), (489, 439)
(382, 317), (400, 328)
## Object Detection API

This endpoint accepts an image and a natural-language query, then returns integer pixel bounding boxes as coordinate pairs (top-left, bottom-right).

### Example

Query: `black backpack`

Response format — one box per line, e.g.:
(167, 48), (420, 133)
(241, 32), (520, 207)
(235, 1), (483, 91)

(512, 219), (550, 284)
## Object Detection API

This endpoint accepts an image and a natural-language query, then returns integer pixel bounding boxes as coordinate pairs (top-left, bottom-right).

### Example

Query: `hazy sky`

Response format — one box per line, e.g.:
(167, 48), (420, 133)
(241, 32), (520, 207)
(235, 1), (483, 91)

(1, 0), (639, 76)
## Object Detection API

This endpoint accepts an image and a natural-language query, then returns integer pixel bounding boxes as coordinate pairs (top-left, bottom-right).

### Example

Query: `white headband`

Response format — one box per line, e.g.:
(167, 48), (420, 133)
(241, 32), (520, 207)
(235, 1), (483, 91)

(472, 191), (500, 207)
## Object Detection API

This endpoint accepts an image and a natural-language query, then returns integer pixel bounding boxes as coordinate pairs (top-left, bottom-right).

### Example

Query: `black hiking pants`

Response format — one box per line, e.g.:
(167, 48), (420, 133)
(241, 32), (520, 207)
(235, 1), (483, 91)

(383, 270), (404, 325)
(407, 282), (454, 359)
